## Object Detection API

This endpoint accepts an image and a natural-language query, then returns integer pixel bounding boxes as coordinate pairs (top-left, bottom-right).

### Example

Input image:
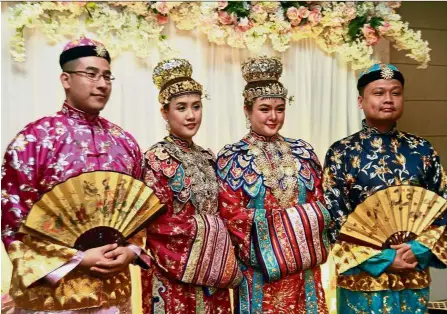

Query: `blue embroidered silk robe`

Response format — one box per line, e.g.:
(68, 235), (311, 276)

(323, 120), (447, 314)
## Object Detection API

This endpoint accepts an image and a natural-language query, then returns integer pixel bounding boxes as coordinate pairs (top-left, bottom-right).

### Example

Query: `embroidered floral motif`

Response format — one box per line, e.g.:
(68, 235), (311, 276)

(217, 131), (319, 203)
(149, 135), (218, 215)
(217, 131), (328, 313)
(323, 119), (447, 293)
(323, 119), (447, 243)
(1, 102), (142, 311)
(142, 135), (238, 314)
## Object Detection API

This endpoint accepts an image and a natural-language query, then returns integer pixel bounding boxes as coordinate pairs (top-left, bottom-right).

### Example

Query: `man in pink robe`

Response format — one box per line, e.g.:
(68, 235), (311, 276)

(1, 37), (147, 313)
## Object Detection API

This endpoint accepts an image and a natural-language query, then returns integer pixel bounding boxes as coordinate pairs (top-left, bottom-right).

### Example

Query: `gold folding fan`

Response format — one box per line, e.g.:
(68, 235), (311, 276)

(20, 171), (166, 251)
(339, 186), (447, 249)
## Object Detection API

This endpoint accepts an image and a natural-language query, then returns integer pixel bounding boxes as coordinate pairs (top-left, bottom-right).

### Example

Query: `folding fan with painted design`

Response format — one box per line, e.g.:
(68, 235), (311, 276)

(339, 186), (447, 250)
(20, 171), (165, 251)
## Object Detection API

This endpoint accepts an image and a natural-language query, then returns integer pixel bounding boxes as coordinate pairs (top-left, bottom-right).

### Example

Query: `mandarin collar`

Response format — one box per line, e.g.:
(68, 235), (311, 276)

(361, 119), (397, 136)
(166, 134), (194, 151)
(245, 130), (281, 143)
(61, 102), (102, 126)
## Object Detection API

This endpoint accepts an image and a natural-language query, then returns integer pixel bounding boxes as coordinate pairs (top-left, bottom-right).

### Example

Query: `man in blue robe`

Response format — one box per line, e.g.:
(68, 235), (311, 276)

(323, 63), (447, 314)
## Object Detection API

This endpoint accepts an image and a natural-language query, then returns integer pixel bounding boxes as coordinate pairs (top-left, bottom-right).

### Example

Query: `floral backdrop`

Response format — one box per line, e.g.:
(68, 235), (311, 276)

(3, 2), (432, 314)
(7, 1), (430, 69)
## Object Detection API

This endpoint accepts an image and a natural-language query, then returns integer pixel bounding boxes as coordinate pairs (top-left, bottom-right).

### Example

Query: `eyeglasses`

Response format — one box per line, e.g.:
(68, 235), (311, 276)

(64, 71), (115, 82)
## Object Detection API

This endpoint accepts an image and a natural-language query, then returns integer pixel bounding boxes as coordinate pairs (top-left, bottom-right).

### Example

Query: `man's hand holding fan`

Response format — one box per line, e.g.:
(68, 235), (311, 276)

(19, 171), (166, 277)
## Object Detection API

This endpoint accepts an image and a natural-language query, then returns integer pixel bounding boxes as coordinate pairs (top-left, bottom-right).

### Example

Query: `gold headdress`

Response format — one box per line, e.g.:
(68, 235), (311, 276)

(153, 58), (203, 105)
(241, 56), (288, 103)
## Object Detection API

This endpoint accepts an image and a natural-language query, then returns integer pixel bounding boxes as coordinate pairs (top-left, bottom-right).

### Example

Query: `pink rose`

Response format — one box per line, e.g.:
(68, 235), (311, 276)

(291, 17), (302, 27)
(362, 24), (375, 36)
(377, 21), (391, 34)
(217, 1), (228, 10)
(286, 7), (300, 20)
(237, 17), (253, 32)
(307, 10), (322, 25)
(366, 35), (380, 46)
(154, 1), (169, 15)
(309, 4), (321, 12)
(157, 14), (168, 25)
(251, 4), (264, 14)
(362, 24), (380, 45)
(218, 11), (233, 25)
(297, 6), (310, 19)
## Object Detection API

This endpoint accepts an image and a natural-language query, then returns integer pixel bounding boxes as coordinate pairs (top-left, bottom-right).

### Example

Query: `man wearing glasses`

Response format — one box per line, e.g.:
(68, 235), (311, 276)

(1, 36), (147, 313)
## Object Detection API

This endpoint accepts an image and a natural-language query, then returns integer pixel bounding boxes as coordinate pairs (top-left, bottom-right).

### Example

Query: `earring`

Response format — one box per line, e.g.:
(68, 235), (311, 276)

(245, 116), (251, 129)
(165, 120), (171, 132)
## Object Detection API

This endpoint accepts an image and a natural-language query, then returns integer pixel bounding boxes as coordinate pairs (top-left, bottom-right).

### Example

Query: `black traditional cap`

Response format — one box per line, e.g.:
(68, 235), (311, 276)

(357, 63), (405, 91)
(59, 36), (111, 68)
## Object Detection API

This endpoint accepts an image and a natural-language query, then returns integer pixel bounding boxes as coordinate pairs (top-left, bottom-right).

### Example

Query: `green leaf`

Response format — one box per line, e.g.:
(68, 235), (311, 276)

(370, 17), (384, 29)
(348, 15), (368, 41)
(279, 1), (301, 10)
(225, 1), (250, 18)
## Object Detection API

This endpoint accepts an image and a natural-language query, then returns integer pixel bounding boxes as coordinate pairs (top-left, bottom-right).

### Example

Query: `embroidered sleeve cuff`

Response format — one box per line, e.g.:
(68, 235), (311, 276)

(358, 248), (396, 277)
(126, 244), (142, 257)
(45, 251), (85, 285)
(407, 240), (436, 270)
(126, 244), (151, 269)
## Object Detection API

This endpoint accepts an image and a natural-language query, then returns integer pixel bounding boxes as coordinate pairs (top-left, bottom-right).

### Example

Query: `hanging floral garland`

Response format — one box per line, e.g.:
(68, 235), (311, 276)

(7, 1), (430, 69)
